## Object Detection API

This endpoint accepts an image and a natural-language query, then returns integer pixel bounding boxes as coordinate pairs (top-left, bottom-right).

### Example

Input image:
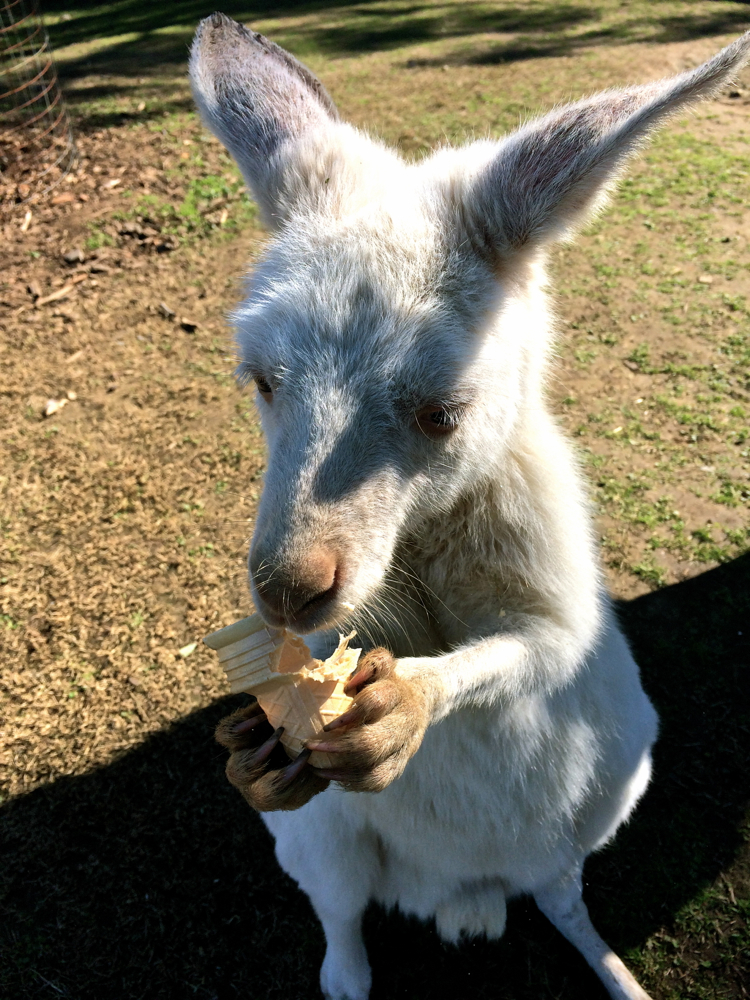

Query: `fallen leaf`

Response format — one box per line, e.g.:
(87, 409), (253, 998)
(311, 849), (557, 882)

(51, 191), (75, 205)
(43, 398), (67, 417)
(179, 642), (197, 658)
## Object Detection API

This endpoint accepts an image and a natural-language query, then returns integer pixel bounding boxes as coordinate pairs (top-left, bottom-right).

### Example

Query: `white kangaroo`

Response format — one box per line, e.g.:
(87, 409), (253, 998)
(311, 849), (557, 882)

(190, 17), (750, 1000)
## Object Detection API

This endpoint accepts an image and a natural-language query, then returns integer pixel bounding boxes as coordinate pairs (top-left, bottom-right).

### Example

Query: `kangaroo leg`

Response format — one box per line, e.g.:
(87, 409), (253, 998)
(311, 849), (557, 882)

(317, 902), (371, 1000)
(534, 873), (652, 1000)
(266, 807), (374, 1000)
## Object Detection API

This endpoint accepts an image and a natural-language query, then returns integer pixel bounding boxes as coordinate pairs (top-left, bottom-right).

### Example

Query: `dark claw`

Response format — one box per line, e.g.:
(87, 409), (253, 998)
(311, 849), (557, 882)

(311, 767), (348, 781)
(233, 713), (268, 734)
(323, 707), (361, 732)
(279, 748), (312, 784)
(251, 726), (285, 765)
(343, 667), (372, 695)
(305, 740), (342, 753)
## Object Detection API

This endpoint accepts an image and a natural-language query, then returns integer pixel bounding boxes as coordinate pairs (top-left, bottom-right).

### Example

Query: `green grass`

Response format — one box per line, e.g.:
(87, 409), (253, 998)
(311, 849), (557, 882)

(557, 120), (750, 589)
(112, 170), (257, 244)
(631, 559), (668, 588)
(44, 1), (750, 125)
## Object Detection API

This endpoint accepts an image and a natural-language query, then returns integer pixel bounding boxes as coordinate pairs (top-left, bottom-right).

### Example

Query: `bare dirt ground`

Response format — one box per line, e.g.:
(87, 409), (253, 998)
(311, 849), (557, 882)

(1, 8), (749, 999)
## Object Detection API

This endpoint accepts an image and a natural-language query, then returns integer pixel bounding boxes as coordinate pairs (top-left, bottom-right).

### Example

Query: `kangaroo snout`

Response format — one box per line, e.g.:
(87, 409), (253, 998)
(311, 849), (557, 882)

(250, 545), (342, 630)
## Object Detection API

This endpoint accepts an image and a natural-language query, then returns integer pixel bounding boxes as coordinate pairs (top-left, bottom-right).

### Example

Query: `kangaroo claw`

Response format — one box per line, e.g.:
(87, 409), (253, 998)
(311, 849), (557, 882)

(250, 726), (284, 766)
(279, 748), (312, 784)
(311, 767), (348, 781)
(233, 712), (268, 735)
(305, 740), (342, 753)
(323, 706), (363, 732)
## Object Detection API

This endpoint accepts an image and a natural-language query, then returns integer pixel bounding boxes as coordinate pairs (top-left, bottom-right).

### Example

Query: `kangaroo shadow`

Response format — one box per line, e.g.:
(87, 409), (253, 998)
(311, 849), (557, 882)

(1, 555), (748, 999)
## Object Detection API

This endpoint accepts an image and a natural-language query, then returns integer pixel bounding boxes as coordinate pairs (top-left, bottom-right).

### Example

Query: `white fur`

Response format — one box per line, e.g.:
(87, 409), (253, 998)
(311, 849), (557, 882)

(190, 17), (750, 1000)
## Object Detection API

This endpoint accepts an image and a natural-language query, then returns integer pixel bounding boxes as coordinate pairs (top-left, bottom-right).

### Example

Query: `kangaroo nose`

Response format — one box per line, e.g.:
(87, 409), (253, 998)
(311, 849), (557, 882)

(251, 547), (341, 627)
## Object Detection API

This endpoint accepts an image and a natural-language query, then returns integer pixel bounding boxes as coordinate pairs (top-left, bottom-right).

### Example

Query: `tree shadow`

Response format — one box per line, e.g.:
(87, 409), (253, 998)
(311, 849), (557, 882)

(46, 1), (750, 100)
(43, 0), (370, 52)
(62, 96), (196, 134)
(403, 3), (750, 68)
(1, 553), (748, 998)
(298, 2), (596, 58)
(49, 0), (595, 99)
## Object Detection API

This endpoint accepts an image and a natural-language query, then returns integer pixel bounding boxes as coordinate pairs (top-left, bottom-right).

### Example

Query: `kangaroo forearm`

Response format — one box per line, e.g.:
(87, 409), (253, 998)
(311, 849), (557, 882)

(397, 626), (587, 721)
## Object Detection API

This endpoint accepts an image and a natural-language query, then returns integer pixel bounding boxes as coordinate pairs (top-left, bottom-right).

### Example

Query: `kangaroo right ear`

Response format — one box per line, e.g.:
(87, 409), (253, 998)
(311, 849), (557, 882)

(190, 13), (339, 227)
(455, 30), (750, 258)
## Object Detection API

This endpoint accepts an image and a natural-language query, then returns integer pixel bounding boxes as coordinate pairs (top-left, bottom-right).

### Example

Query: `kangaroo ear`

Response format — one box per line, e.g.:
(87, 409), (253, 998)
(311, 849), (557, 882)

(190, 13), (339, 227)
(464, 32), (750, 256)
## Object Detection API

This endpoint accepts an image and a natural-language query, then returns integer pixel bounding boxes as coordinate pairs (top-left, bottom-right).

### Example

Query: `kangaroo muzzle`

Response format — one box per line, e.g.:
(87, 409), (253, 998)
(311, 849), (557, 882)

(250, 544), (343, 631)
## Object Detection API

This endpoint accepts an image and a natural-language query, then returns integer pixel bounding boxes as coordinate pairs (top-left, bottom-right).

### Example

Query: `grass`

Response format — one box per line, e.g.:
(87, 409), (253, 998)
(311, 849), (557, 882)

(2, 1), (750, 998)
(42, 2), (750, 129)
(556, 123), (750, 578)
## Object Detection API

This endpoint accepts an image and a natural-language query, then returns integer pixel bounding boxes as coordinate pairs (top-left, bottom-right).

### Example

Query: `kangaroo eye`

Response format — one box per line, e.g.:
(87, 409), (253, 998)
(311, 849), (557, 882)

(415, 404), (462, 437)
(254, 375), (273, 400)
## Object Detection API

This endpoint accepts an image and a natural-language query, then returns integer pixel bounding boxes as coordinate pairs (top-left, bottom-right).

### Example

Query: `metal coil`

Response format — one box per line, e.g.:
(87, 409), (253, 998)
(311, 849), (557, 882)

(0, 0), (77, 207)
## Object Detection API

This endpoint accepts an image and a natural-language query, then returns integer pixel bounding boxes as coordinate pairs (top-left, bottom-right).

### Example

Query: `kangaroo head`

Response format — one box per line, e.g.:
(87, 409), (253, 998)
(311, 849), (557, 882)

(191, 14), (750, 632)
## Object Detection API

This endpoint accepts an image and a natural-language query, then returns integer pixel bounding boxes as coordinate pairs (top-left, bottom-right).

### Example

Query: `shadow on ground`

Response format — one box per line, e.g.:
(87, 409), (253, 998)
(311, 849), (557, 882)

(48, 0), (750, 116)
(1, 554), (749, 999)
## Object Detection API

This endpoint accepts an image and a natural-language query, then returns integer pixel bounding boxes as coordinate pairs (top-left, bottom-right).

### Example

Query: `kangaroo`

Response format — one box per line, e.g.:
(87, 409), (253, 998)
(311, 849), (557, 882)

(190, 17), (750, 1000)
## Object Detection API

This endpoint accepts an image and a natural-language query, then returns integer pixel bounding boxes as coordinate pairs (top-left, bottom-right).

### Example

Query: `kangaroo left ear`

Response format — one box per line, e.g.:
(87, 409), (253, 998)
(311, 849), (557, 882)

(190, 13), (340, 227)
(461, 31), (750, 257)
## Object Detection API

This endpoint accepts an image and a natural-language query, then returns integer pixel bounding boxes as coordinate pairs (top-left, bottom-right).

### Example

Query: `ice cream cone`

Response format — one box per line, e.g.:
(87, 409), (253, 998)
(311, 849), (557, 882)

(204, 613), (361, 768)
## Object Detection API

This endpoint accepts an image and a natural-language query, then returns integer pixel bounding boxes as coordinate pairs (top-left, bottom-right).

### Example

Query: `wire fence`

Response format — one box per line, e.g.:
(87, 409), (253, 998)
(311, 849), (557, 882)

(0, 0), (77, 208)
